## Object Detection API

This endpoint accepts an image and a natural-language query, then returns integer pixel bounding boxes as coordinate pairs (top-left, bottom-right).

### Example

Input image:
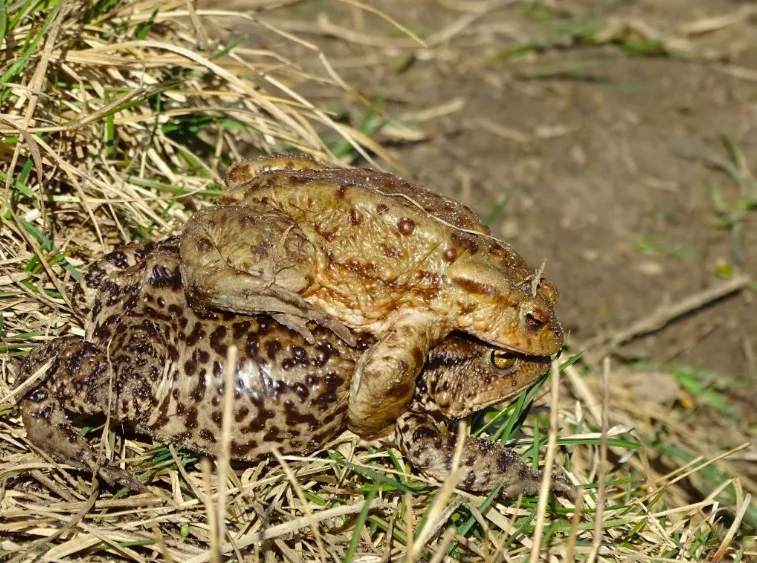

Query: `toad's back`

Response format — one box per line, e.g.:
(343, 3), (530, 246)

(223, 167), (543, 310)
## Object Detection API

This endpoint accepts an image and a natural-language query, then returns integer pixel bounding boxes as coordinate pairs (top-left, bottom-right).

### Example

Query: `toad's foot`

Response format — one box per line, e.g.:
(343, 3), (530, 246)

(18, 337), (146, 492)
(180, 205), (355, 346)
(396, 411), (576, 500)
(348, 311), (444, 438)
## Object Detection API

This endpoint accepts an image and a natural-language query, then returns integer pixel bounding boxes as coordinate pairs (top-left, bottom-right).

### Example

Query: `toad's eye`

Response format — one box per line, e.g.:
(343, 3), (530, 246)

(490, 350), (516, 370)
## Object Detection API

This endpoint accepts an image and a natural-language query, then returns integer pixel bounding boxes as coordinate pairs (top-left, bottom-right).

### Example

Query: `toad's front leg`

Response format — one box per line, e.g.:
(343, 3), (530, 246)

(180, 204), (354, 346)
(396, 410), (576, 500)
(17, 337), (145, 491)
(348, 311), (444, 438)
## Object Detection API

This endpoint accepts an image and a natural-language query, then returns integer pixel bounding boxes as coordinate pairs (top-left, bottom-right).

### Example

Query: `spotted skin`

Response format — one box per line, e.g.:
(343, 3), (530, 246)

(396, 413), (574, 498)
(18, 238), (573, 498)
(20, 337), (145, 490)
(180, 153), (564, 438)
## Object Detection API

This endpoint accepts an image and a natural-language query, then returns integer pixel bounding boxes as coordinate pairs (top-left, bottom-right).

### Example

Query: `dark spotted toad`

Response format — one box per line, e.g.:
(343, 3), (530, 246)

(180, 154), (564, 438)
(17, 238), (573, 499)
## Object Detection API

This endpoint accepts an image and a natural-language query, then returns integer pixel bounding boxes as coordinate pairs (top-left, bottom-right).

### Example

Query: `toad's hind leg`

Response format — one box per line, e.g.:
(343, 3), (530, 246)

(224, 153), (328, 190)
(396, 411), (576, 500)
(18, 336), (145, 490)
(348, 312), (443, 438)
(180, 204), (354, 346)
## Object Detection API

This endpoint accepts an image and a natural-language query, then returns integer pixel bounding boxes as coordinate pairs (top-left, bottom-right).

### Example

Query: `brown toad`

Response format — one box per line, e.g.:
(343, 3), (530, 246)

(180, 154), (564, 438)
(17, 238), (573, 499)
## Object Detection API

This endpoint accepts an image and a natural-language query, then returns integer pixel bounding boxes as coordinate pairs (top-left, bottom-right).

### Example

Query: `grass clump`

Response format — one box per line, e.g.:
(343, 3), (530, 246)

(0, 0), (754, 561)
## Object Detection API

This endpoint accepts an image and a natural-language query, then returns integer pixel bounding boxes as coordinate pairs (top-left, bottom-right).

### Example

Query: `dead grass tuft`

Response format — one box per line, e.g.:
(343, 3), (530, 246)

(0, 0), (754, 561)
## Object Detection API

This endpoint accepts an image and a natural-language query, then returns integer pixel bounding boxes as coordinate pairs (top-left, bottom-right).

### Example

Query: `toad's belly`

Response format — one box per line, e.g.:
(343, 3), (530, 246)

(134, 314), (360, 460)
(140, 354), (352, 460)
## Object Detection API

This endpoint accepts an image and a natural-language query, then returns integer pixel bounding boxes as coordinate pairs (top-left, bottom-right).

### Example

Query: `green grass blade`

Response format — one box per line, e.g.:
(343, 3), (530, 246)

(343, 485), (378, 563)
(0, 1), (61, 85)
(0, 0), (8, 46)
(334, 457), (428, 494)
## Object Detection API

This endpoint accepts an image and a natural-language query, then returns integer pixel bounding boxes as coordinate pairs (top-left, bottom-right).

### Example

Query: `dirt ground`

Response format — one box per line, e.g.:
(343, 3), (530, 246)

(215, 0), (757, 391)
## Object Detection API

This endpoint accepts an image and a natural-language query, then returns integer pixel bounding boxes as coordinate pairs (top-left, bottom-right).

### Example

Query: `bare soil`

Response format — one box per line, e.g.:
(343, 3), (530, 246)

(218, 0), (757, 385)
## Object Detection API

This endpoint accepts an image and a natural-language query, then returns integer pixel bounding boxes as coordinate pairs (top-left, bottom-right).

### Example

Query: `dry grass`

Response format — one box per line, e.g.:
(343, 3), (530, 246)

(0, 0), (755, 561)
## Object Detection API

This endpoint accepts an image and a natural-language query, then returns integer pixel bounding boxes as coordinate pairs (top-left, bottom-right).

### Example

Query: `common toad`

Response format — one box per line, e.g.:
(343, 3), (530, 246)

(180, 154), (564, 437)
(18, 238), (573, 499)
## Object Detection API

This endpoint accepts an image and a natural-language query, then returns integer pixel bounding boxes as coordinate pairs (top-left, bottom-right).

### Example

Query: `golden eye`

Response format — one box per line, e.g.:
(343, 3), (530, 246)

(490, 350), (516, 370)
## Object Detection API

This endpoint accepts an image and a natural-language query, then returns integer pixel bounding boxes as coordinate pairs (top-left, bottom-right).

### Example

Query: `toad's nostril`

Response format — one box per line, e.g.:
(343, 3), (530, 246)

(525, 311), (547, 333)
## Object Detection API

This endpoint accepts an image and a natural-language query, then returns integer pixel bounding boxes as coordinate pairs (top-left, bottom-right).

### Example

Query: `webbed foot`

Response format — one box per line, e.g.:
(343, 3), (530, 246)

(98, 461), (147, 492)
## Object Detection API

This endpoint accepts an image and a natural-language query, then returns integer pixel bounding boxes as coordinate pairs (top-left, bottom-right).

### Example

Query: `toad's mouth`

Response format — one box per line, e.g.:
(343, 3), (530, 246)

(494, 340), (565, 358)
(495, 351), (554, 370)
